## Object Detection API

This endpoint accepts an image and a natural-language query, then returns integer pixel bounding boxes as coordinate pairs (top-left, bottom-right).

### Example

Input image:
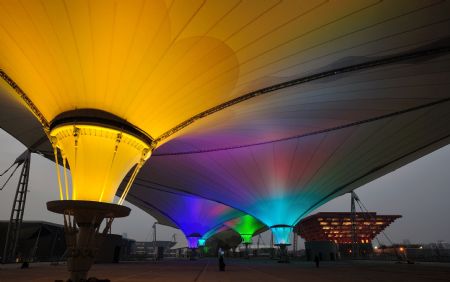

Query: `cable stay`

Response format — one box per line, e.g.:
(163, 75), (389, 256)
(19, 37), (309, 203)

(0, 161), (16, 177)
(0, 150), (29, 190)
(350, 191), (402, 261)
(0, 163), (19, 191)
(352, 192), (395, 246)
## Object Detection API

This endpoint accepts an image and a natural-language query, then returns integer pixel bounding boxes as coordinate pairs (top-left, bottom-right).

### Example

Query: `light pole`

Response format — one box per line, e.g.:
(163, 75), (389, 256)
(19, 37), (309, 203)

(153, 222), (157, 262)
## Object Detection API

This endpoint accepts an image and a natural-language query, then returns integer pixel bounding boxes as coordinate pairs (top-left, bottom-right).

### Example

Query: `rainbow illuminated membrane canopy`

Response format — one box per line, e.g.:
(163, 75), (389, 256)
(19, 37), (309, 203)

(1, 0), (449, 211)
(49, 110), (152, 204)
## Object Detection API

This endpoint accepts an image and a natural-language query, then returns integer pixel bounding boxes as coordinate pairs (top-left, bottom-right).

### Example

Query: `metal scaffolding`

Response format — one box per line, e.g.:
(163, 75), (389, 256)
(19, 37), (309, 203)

(2, 150), (31, 263)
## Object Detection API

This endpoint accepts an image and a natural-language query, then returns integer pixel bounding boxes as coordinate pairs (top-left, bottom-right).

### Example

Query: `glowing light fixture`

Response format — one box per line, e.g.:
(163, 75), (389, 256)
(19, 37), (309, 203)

(223, 214), (266, 245)
(271, 225), (293, 246)
(187, 233), (202, 249)
(50, 123), (151, 203)
(187, 237), (199, 249)
(240, 234), (253, 244)
(198, 239), (206, 247)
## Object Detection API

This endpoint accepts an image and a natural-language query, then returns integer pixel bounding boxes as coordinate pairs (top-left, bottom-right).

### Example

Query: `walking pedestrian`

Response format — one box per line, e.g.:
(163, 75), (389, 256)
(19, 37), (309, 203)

(218, 248), (226, 271)
(314, 255), (320, 268)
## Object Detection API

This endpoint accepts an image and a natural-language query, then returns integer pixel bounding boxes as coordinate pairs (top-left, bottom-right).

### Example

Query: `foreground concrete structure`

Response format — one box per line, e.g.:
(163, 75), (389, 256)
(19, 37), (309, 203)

(46, 200), (131, 281)
(1, 259), (450, 282)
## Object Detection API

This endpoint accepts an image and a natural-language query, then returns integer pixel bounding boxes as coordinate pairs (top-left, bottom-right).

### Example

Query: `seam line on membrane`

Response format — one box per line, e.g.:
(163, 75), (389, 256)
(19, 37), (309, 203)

(154, 98), (450, 156)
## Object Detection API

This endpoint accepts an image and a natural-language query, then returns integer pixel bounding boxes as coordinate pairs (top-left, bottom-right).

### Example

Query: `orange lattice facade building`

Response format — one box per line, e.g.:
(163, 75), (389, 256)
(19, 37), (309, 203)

(297, 212), (401, 244)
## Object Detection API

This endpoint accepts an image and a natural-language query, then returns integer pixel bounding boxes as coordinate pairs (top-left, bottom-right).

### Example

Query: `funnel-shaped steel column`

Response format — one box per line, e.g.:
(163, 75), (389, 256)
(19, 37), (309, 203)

(270, 225), (293, 263)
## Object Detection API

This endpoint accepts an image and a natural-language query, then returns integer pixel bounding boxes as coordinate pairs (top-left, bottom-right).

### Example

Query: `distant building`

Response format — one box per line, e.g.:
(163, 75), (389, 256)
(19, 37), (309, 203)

(296, 212), (401, 260)
(0, 220), (134, 263)
(0, 220), (66, 262)
(133, 241), (177, 259)
(437, 240), (450, 250)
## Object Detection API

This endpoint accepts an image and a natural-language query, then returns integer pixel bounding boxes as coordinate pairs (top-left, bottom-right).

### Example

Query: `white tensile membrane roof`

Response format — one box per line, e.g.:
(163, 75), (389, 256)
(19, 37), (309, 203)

(0, 1), (449, 231)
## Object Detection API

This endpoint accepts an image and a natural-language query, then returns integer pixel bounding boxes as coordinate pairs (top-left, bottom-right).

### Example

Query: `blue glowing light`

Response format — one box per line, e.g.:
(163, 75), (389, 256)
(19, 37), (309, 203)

(270, 225), (293, 245)
(187, 236), (201, 249)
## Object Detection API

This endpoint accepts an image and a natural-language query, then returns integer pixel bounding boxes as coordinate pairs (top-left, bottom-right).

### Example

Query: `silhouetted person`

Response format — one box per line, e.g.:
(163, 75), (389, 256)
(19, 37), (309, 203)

(218, 248), (225, 271)
(314, 256), (320, 268)
(20, 261), (29, 269)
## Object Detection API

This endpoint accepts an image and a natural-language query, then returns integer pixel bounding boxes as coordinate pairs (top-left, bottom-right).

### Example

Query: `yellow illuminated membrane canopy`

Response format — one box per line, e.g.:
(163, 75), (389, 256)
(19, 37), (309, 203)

(0, 0), (417, 144)
(49, 113), (151, 204)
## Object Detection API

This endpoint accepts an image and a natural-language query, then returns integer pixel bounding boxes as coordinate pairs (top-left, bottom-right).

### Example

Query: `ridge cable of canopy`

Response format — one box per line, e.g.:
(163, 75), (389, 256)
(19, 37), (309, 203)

(0, 69), (49, 130)
(153, 97), (450, 155)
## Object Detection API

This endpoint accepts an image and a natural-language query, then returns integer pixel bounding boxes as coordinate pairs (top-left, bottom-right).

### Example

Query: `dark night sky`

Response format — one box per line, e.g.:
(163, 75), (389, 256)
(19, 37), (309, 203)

(1, 128), (449, 247)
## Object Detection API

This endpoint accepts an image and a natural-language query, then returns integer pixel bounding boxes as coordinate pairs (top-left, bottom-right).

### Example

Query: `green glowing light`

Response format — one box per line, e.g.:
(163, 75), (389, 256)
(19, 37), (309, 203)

(241, 234), (253, 244)
(224, 214), (266, 244)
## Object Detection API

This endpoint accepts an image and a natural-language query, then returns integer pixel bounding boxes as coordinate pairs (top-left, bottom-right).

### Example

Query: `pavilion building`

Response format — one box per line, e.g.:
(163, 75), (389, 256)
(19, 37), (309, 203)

(296, 212), (401, 260)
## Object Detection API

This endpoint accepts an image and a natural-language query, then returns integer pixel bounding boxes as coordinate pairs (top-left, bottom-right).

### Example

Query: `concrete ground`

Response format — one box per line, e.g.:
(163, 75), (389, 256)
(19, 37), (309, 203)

(1, 258), (450, 282)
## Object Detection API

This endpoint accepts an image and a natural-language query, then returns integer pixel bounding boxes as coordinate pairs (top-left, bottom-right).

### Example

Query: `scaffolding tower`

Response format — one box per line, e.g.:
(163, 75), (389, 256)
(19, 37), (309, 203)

(2, 150), (31, 263)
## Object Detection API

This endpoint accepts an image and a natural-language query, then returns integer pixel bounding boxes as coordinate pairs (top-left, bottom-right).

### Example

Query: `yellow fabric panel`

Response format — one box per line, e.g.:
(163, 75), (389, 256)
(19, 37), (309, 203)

(0, 0), (241, 139)
(0, 0), (436, 142)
